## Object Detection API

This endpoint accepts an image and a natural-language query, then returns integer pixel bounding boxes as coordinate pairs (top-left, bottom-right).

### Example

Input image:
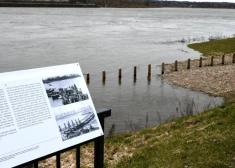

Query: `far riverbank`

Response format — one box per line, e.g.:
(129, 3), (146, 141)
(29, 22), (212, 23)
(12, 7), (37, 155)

(0, 0), (235, 8)
(0, 1), (96, 7)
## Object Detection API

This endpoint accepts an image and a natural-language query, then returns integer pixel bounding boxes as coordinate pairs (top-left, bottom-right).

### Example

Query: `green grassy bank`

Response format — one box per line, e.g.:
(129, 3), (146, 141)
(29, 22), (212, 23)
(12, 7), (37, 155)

(96, 37), (235, 168)
(188, 37), (235, 56)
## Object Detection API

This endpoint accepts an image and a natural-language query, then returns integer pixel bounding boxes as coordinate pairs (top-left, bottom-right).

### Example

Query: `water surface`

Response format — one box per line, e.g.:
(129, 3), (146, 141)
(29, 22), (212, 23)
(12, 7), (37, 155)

(1, 8), (234, 134)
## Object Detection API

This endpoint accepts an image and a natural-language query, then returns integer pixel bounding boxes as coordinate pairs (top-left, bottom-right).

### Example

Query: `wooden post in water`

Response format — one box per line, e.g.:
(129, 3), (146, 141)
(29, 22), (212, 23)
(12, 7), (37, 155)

(133, 66), (137, 81)
(211, 56), (214, 66)
(102, 71), (106, 83)
(86, 73), (90, 84)
(161, 62), (164, 74)
(187, 59), (190, 69)
(233, 53), (235, 63)
(147, 64), (151, 81)
(118, 68), (122, 83)
(175, 60), (178, 71)
(199, 57), (202, 67)
(222, 55), (225, 65)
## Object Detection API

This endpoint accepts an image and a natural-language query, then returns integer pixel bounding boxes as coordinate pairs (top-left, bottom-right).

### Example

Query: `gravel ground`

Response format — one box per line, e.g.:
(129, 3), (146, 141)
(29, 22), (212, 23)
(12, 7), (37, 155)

(163, 53), (235, 95)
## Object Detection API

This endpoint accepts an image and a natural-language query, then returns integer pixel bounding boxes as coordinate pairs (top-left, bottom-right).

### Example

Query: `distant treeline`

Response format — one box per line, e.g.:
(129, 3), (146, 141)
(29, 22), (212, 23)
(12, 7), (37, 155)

(150, 1), (235, 8)
(0, 0), (234, 8)
(0, 0), (97, 7)
(0, 0), (78, 3)
(103, 0), (235, 8)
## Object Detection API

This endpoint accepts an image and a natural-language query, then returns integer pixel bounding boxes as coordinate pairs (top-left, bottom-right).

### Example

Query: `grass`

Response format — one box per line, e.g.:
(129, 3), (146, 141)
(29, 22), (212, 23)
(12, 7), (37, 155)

(102, 104), (235, 168)
(188, 37), (235, 56)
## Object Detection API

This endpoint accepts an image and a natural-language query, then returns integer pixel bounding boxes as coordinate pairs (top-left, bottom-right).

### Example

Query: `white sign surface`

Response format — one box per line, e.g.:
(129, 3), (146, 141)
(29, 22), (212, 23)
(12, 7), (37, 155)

(0, 63), (103, 168)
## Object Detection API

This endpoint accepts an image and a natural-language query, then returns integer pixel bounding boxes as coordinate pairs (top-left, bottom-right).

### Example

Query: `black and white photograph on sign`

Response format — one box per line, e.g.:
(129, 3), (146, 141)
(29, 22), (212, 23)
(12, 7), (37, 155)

(55, 105), (100, 141)
(42, 74), (89, 108)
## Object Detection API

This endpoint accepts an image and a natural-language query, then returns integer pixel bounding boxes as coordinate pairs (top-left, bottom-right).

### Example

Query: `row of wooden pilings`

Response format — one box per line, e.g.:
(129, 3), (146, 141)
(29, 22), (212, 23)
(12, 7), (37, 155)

(85, 64), (152, 84)
(161, 53), (235, 74)
(85, 54), (235, 84)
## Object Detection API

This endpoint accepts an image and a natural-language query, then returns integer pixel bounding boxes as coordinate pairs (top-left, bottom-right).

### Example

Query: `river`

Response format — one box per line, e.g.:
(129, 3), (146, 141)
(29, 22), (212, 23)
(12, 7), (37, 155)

(1, 7), (234, 134)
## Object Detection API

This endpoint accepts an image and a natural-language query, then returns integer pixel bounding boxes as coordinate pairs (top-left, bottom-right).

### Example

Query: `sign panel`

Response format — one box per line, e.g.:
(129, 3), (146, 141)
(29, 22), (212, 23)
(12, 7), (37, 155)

(0, 63), (103, 168)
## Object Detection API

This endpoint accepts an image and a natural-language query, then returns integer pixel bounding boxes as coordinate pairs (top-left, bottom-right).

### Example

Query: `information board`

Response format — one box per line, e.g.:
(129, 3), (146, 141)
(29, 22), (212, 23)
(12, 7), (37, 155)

(0, 63), (103, 168)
